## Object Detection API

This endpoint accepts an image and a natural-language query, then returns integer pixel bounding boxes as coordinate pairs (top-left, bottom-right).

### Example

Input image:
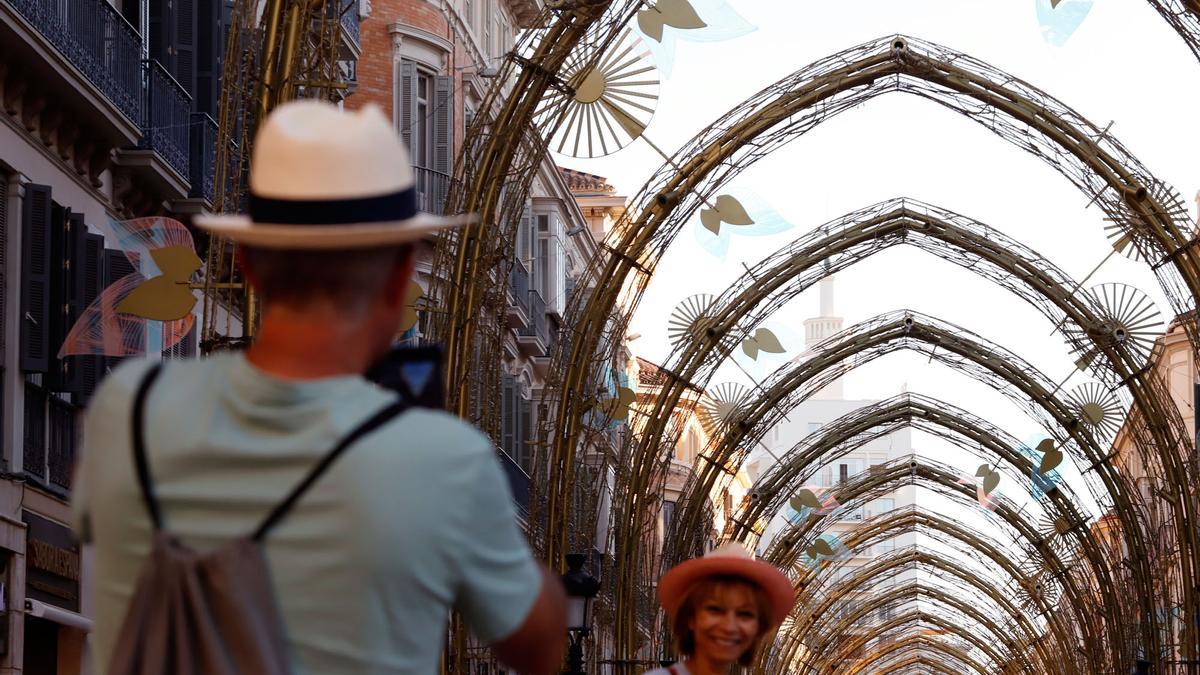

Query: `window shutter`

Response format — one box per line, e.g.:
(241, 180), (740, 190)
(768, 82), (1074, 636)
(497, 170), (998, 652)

(23, 382), (46, 478)
(52, 213), (89, 394)
(500, 375), (515, 458)
(516, 201), (532, 266)
(432, 75), (454, 176)
(48, 398), (75, 489)
(21, 184), (52, 373)
(397, 60), (417, 150)
(0, 176), (7, 366)
(518, 396), (532, 473)
(195, 0), (222, 114)
(75, 233), (105, 406)
(103, 248), (141, 374)
(149, 0), (167, 63)
(175, 0), (196, 96)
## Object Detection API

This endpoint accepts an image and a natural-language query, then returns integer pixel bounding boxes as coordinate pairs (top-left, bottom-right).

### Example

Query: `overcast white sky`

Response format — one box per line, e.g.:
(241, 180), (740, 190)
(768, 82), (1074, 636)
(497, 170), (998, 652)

(558, 0), (1200, 518)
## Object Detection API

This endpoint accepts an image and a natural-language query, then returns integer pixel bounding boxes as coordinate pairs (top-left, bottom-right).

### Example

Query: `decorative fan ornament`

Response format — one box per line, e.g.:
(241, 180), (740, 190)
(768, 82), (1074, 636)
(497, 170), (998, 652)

(1014, 559), (1062, 612)
(668, 294), (718, 347)
(537, 30), (660, 158)
(59, 217), (200, 358)
(1104, 181), (1188, 262)
(700, 382), (750, 430)
(1063, 283), (1163, 382)
(1066, 382), (1125, 440)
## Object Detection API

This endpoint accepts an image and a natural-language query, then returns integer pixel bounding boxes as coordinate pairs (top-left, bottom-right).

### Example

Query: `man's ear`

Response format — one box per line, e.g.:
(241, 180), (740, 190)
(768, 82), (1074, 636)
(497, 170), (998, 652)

(236, 247), (259, 290)
(382, 246), (417, 307)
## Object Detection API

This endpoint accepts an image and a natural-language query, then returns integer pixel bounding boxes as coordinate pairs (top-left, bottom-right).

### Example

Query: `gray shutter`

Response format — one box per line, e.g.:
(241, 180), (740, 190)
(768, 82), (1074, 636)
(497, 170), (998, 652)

(175, 0), (196, 96)
(103, 248), (140, 373)
(518, 397), (532, 472)
(398, 60), (417, 151)
(21, 184), (52, 373)
(53, 213), (89, 394)
(518, 200), (532, 264)
(500, 375), (515, 458)
(432, 75), (454, 175)
(76, 233), (105, 406)
(0, 176), (7, 366)
(195, 0), (222, 114)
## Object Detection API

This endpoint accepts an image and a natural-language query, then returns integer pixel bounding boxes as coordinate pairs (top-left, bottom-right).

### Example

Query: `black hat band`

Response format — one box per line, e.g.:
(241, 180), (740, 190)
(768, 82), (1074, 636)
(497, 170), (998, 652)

(248, 186), (417, 226)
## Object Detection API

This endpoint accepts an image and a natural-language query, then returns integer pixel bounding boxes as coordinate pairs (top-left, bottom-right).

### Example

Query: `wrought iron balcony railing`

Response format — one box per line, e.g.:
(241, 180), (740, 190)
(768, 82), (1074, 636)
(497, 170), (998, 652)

(508, 264), (531, 315)
(139, 60), (192, 179)
(189, 113), (217, 202)
(4, 0), (144, 124)
(413, 165), (452, 215)
(339, 0), (360, 49)
(518, 288), (551, 347)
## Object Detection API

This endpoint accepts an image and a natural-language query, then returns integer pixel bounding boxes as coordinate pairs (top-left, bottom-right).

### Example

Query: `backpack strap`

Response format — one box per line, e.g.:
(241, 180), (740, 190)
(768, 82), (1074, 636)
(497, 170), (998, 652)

(251, 399), (410, 541)
(131, 364), (167, 529)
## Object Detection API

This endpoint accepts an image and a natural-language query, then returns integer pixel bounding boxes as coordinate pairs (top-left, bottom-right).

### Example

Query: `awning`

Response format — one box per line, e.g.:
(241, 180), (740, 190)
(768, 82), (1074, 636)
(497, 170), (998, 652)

(24, 598), (92, 632)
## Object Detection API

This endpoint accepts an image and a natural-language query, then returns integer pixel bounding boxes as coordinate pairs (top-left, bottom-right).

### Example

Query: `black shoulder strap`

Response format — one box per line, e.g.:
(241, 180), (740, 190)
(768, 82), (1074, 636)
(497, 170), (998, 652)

(131, 364), (166, 530)
(251, 399), (410, 541)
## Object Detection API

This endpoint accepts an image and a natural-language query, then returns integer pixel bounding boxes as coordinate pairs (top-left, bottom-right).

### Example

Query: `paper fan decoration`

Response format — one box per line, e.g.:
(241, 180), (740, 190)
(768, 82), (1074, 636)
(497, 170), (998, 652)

(59, 217), (201, 358)
(1066, 382), (1125, 440)
(536, 29), (659, 158)
(1103, 181), (1190, 262)
(1063, 283), (1163, 382)
(667, 294), (718, 347)
(700, 381), (750, 431)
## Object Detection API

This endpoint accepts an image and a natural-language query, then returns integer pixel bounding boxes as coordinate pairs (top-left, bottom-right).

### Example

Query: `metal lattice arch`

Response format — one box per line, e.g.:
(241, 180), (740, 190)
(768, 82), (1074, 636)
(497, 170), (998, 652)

(533, 37), (1200, 668)
(739, 396), (1112, 670)
(567, 197), (1192, 668)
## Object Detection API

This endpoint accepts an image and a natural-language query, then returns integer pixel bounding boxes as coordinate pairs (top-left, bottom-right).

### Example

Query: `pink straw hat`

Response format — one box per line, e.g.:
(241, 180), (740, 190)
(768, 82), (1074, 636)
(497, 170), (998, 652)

(658, 543), (795, 628)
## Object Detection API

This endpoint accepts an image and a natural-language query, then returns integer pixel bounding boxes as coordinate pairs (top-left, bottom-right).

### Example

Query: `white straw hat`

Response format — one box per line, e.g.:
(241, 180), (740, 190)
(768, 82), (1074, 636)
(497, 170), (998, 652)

(195, 100), (469, 249)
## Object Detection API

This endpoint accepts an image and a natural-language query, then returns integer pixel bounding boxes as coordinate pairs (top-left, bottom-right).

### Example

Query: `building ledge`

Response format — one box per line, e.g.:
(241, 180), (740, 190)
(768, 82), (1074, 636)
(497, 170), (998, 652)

(113, 148), (189, 203)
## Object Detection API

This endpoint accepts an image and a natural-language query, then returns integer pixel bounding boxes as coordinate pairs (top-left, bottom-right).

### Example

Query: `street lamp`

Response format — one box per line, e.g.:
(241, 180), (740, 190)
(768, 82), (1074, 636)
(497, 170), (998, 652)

(561, 553), (600, 675)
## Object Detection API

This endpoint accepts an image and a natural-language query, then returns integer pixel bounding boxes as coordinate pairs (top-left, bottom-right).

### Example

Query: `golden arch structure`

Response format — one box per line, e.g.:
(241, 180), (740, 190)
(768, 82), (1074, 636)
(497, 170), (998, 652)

(427, 11), (1200, 675)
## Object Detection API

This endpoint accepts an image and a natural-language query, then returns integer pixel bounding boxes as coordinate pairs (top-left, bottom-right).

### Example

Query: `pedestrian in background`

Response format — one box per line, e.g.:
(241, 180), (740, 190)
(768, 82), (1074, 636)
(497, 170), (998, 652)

(646, 543), (794, 675)
(72, 100), (567, 675)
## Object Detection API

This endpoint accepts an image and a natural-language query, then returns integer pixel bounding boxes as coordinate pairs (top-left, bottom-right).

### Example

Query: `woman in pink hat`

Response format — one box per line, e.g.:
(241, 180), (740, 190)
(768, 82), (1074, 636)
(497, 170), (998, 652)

(646, 543), (795, 674)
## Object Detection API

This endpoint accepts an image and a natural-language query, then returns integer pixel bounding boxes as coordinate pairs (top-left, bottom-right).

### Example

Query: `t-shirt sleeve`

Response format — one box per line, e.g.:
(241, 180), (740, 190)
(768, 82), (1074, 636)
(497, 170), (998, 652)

(449, 446), (542, 644)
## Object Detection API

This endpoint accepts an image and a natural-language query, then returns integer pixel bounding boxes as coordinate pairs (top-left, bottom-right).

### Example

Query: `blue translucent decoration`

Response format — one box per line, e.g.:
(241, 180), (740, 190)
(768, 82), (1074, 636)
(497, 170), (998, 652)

(693, 188), (795, 261)
(1037, 0), (1095, 46)
(635, 0), (756, 77)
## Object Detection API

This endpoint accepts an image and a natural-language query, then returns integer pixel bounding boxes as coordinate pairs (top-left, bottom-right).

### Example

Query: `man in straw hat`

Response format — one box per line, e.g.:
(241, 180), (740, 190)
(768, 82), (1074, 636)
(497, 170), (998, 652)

(72, 101), (567, 674)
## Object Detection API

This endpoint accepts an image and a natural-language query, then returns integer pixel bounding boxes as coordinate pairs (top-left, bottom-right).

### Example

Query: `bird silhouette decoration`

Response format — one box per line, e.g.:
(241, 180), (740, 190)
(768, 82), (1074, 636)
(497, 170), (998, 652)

(59, 217), (200, 359)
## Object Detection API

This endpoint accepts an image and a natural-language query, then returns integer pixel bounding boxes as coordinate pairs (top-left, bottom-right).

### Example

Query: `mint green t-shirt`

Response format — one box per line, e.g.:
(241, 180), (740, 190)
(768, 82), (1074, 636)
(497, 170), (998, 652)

(72, 354), (540, 674)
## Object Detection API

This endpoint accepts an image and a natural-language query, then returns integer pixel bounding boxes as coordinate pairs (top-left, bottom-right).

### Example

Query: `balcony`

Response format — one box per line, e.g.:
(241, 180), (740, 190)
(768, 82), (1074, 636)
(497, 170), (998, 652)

(189, 113), (217, 203)
(507, 264), (531, 328)
(414, 165), (452, 215)
(138, 60), (192, 180)
(338, 0), (360, 55)
(3, 0), (143, 126)
(517, 288), (550, 356)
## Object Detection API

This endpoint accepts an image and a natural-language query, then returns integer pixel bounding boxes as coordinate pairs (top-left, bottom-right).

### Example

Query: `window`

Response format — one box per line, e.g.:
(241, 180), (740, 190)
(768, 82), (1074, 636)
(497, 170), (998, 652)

(463, 0), (473, 31)
(838, 463), (849, 483)
(875, 537), (895, 555)
(662, 500), (676, 540)
(414, 72), (431, 169)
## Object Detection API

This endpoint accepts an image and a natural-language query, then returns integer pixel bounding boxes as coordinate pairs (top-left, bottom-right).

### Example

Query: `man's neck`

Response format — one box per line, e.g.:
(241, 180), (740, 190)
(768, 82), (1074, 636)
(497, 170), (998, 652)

(246, 305), (380, 380)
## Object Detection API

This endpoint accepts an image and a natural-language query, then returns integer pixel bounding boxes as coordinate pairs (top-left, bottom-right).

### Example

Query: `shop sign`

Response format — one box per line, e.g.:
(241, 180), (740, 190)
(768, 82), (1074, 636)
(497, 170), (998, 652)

(22, 511), (79, 612)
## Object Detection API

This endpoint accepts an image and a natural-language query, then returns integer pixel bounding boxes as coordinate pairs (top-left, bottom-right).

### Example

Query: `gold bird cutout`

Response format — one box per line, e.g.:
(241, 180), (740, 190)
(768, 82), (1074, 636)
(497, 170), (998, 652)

(976, 463), (1001, 496)
(700, 195), (755, 235)
(116, 246), (203, 321)
(742, 327), (785, 360)
(400, 283), (424, 334)
(637, 0), (707, 42)
(597, 386), (637, 421)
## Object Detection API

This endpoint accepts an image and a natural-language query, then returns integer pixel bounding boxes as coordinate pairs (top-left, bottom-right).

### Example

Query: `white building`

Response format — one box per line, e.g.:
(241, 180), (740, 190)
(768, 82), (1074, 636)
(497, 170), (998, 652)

(757, 277), (916, 625)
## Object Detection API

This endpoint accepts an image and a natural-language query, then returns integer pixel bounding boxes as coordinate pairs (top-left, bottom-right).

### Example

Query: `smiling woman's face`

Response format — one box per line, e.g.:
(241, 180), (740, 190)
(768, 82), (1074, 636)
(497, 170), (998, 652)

(687, 582), (762, 665)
